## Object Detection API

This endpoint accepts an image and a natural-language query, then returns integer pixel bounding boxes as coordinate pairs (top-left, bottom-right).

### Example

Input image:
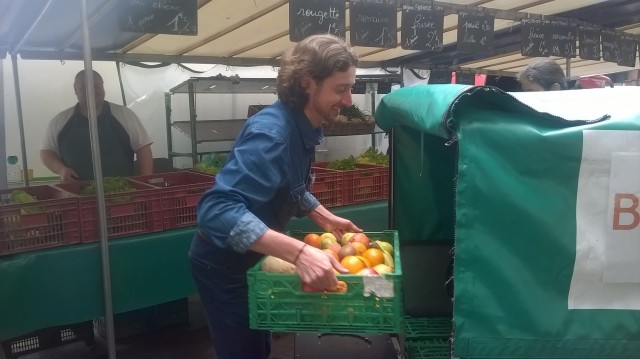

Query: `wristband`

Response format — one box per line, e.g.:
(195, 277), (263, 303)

(293, 244), (308, 264)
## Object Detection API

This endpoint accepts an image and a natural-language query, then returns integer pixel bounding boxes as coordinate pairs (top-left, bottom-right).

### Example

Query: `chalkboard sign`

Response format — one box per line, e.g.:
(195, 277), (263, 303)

(601, 30), (619, 63)
(118, 0), (197, 35)
(401, 4), (445, 51)
(456, 11), (494, 53)
(520, 19), (550, 57)
(289, 0), (345, 41)
(350, 0), (397, 48)
(617, 37), (638, 67)
(428, 69), (451, 84)
(578, 26), (601, 61)
(455, 71), (475, 85)
(549, 22), (576, 58)
(455, 72), (475, 85)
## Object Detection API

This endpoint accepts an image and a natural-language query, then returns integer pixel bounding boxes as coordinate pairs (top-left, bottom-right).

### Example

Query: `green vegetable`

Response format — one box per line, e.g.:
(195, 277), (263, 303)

(327, 156), (358, 170)
(9, 190), (42, 214)
(80, 177), (135, 203)
(355, 147), (389, 166)
(194, 153), (228, 175)
(340, 105), (366, 121)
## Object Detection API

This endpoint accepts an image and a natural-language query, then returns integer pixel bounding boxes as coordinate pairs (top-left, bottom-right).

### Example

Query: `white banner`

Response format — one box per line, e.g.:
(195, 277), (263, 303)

(569, 130), (640, 310)
(604, 152), (640, 283)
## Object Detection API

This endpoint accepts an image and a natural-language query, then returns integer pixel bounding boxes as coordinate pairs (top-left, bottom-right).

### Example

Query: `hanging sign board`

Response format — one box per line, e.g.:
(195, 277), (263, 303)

(549, 22), (576, 58)
(428, 69), (451, 84)
(118, 0), (198, 35)
(289, 0), (345, 41)
(578, 26), (601, 61)
(520, 19), (550, 57)
(617, 37), (638, 67)
(456, 11), (494, 53)
(455, 71), (475, 85)
(601, 30), (619, 63)
(401, 3), (445, 51)
(350, 0), (397, 48)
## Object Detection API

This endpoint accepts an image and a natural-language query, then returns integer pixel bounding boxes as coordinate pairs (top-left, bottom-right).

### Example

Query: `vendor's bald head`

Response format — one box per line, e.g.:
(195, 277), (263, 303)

(74, 70), (105, 116)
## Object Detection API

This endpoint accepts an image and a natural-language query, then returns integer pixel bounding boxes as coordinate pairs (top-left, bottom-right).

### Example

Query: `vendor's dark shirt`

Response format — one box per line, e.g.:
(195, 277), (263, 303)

(57, 103), (134, 181)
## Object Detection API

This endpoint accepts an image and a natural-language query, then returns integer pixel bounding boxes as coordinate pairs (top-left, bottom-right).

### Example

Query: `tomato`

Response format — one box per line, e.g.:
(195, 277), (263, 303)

(303, 233), (322, 248)
(362, 248), (385, 267)
(340, 255), (366, 274)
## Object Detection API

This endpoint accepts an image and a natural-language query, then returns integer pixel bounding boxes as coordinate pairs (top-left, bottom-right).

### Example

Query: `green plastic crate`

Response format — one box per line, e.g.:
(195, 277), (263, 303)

(404, 317), (452, 340)
(248, 230), (403, 334)
(406, 338), (451, 359)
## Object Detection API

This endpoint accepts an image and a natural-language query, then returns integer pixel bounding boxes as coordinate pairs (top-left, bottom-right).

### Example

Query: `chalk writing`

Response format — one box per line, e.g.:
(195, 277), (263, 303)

(401, 4), (444, 51)
(118, 0), (198, 35)
(520, 19), (550, 57)
(290, 0), (344, 41)
(350, 0), (396, 48)
(457, 11), (494, 53)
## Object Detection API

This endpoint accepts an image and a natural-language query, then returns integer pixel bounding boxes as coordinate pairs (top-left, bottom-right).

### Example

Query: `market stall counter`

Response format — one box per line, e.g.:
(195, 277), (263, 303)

(0, 200), (387, 341)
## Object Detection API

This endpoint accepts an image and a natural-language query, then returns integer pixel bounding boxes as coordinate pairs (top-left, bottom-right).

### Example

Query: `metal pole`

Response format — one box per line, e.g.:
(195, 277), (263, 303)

(565, 57), (571, 80)
(115, 61), (127, 106)
(0, 59), (6, 190)
(188, 80), (198, 166)
(165, 92), (173, 165)
(80, 1), (116, 358)
(368, 82), (377, 150)
(10, 53), (29, 187)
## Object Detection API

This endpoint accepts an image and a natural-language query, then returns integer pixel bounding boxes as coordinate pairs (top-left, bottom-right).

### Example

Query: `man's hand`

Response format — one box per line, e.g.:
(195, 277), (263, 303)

(59, 167), (80, 183)
(295, 245), (350, 290)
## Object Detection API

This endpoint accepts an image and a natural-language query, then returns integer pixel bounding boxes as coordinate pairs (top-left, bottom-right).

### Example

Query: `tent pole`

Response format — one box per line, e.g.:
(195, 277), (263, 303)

(116, 61), (127, 106)
(0, 58), (6, 190)
(80, 1), (116, 358)
(9, 53), (29, 187)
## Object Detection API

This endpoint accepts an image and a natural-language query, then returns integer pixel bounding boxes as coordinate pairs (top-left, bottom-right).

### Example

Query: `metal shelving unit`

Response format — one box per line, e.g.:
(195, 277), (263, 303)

(165, 76), (278, 166)
(165, 74), (401, 167)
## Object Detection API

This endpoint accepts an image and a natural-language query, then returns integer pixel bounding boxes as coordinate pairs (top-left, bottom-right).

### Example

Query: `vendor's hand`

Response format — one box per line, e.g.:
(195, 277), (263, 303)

(59, 167), (80, 183)
(323, 215), (362, 241)
(295, 245), (349, 290)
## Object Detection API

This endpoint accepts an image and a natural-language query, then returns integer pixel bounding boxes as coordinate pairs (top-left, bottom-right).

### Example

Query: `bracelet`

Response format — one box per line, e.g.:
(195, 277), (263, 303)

(293, 244), (308, 264)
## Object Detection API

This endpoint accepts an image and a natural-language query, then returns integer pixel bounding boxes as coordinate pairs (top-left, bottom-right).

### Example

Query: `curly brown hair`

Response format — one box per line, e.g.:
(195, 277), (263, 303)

(517, 59), (567, 90)
(277, 34), (358, 109)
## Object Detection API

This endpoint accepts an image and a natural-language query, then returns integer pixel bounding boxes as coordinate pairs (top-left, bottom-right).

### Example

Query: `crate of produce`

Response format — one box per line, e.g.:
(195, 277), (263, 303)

(0, 185), (80, 256)
(313, 161), (388, 205)
(2, 320), (95, 359)
(248, 230), (403, 334)
(131, 171), (214, 230)
(54, 178), (162, 243)
(405, 338), (451, 359)
(309, 166), (344, 208)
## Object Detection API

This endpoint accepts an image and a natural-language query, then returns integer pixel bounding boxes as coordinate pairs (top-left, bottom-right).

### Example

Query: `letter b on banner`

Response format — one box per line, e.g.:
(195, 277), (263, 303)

(606, 152), (640, 283)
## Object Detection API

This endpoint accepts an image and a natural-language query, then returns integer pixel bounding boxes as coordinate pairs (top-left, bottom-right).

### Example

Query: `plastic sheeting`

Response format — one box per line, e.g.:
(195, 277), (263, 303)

(376, 85), (640, 357)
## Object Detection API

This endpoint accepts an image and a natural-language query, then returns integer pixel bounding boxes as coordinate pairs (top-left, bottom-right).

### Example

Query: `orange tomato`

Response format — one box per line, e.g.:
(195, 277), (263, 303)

(303, 233), (322, 248)
(340, 255), (366, 274)
(362, 248), (385, 267)
(350, 242), (367, 256)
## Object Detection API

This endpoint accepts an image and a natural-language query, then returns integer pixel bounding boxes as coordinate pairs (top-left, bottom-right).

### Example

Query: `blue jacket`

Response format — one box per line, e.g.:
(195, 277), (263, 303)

(195, 100), (322, 253)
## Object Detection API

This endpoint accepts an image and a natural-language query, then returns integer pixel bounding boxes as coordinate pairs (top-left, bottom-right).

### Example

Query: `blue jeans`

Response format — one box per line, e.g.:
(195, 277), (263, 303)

(189, 232), (271, 359)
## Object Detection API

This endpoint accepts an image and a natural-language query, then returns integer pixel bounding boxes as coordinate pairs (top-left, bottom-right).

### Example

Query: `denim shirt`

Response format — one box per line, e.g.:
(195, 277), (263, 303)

(195, 100), (322, 253)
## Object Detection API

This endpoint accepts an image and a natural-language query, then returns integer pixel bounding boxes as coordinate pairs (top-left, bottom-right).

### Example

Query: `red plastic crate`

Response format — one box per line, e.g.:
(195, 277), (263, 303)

(309, 167), (344, 208)
(312, 162), (388, 206)
(53, 180), (162, 243)
(0, 185), (80, 256)
(130, 171), (215, 230)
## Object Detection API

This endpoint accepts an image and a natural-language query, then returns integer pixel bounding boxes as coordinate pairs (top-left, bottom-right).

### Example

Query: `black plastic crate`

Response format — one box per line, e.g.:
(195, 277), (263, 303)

(1, 321), (94, 359)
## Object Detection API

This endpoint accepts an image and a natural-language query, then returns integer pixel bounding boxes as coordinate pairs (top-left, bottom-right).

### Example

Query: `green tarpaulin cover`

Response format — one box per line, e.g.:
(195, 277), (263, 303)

(376, 85), (640, 358)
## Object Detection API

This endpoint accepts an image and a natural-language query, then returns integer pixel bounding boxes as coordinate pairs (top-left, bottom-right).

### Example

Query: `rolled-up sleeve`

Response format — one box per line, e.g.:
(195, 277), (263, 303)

(196, 128), (287, 252)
